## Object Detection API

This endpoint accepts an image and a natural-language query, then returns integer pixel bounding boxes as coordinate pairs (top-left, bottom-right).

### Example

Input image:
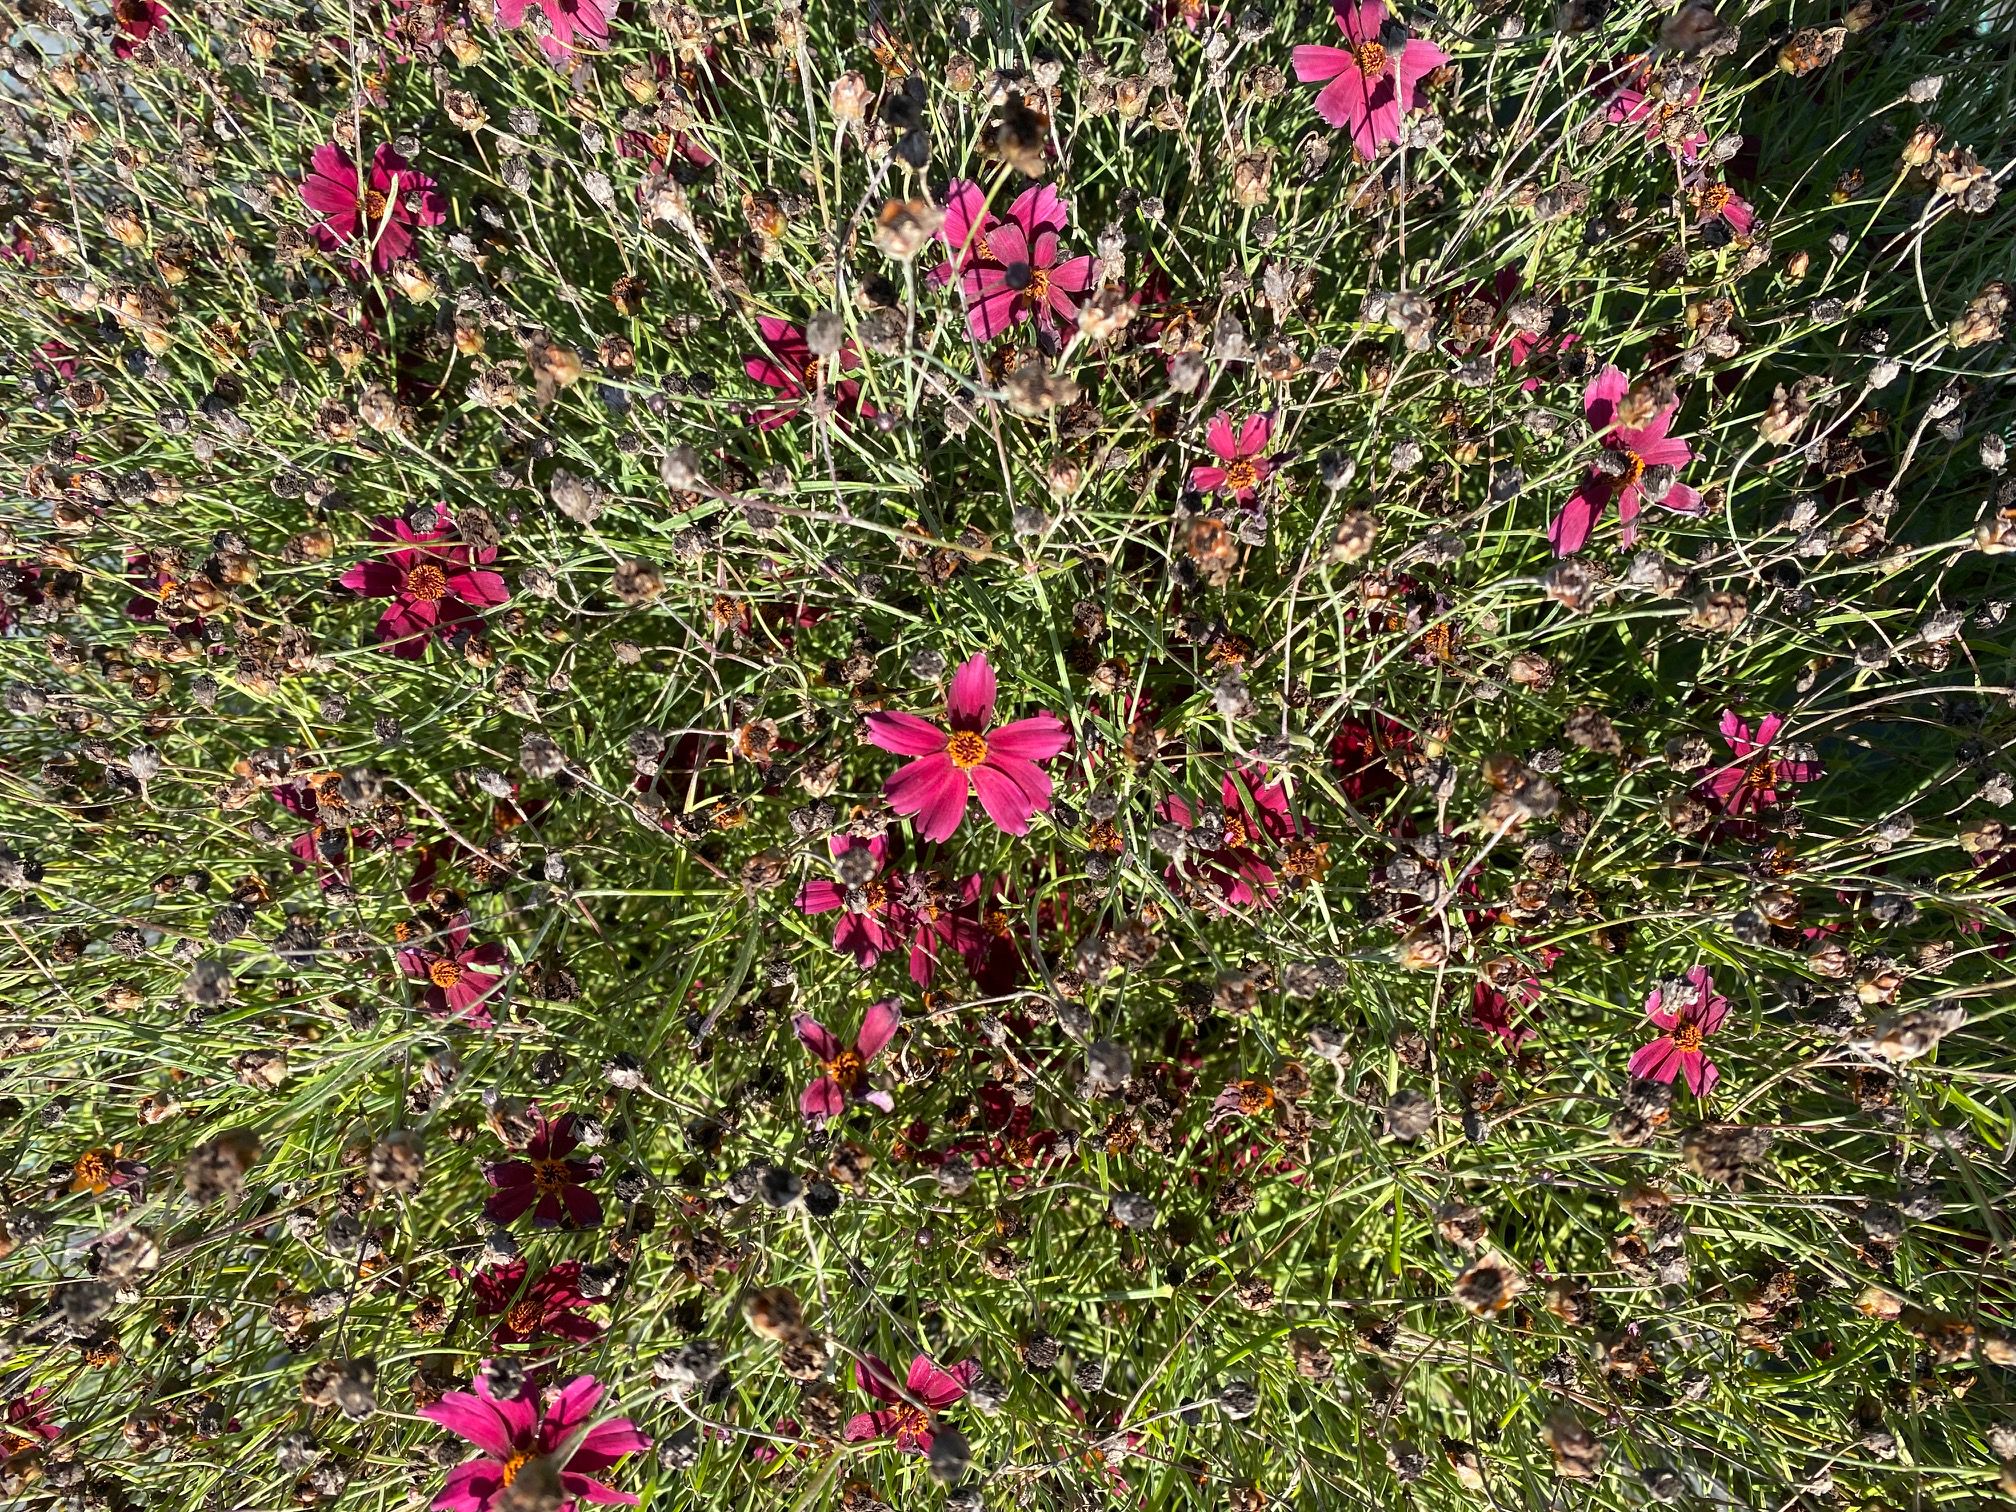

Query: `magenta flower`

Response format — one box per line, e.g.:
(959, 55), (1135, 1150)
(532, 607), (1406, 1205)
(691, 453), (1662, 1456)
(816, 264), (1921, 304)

(1697, 711), (1821, 815)
(420, 1370), (647, 1512)
(1292, 0), (1448, 161)
(1470, 977), (1541, 1048)
(797, 835), (905, 970)
(1628, 966), (1729, 1097)
(398, 914), (508, 1026)
(897, 873), (971, 987)
(495, 0), (608, 60)
(299, 142), (444, 274)
(744, 317), (870, 429)
(472, 1259), (603, 1346)
(1688, 176), (1756, 237)
(792, 1000), (901, 1121)
(1601, 55), (1707, 161)
(483, 1107), (603, 1230)
(1, 1389), (60, 1463)
(113, 0), (169, 58)
(1191, 413), (1273, 501)
(950, 183), (1096, 342)
(340, 504), (509, 658)
(1548, 365), (1703, 556)
(865, 653), (1071, 843)
(1157, 766), (1300, 911)
(843, 1353), (979, 1454)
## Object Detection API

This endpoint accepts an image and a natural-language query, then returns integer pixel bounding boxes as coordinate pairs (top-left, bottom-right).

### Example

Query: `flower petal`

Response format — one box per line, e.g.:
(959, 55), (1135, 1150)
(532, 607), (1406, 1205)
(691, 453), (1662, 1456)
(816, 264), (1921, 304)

(946, 653), (997, 729)
(865, 711), (949, 756)
(856, 999), (901, 1060)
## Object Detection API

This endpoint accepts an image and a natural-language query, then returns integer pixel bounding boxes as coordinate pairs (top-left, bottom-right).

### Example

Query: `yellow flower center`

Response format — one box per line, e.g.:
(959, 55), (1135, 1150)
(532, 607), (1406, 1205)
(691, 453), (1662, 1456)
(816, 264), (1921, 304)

(892, 1404), (930, 1439)
(499, 1450), (531, 1486)
(1025, 266), (1051, 304)
(1354, 41), (1389, 78)
(823, 1048), (866, 1094)
(531, 1158), (571, 1195)
(970, 231), (992, 261)
(1671, 1023), (1704, 1053)
(1222, 459), (1259, 492)
(1701, 185), (1734, 214)
(1744, 757), (1780, 789)
(505, 1299), (543, 1335)
(1221, 815), (1252, 850)
(428, 958), (463, 989)
(1237, 1079), (1276, 1115)
(405, 563), (448, 603)
(947, 730), (989, 769)
(364, 189), (389, 222)
(72, 1150), (111, 1193)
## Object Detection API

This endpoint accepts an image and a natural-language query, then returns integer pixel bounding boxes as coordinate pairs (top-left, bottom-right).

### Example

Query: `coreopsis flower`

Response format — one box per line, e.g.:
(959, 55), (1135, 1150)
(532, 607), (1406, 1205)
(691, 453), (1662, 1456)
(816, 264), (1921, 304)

(896, 872), (971, 986)
(68, 1145), (148, 1196)
(495, 0), (609, 60)
(1549, 365), (1703, 556)
(1158, 766), (1301, 910)
(743, 317), (870, 429)
(299, 142), (445, 274)
(792, 1000), (901, 1120)
(1328, 713), (1414, 806)
(340, 505), (509, 658)
(1469, 977), (1540, 1048)
(398, 915), (507, 1026)
(472, 1259), (603, 1346)
(843, 1353), (979, 1453)
(0, 1389), (59, 1461)
(956, 874), (1027, 993)
(483, 1107), (603, 1229)
(865, 653), (1071, 843)
(113, 0), (169, 58)
(1697, 711), (1822, 815)
(1191, 413), (1274, 501)
(1688, 176), (1757, 237)
(1601, 55), (1707, 160)
(1292, 0), (1449, 161)
(797, 836), (905, 971)
(952, 186), (1096, 342)
(419, 1370), (647, 1512)
(1628, 966), (1729, 1096)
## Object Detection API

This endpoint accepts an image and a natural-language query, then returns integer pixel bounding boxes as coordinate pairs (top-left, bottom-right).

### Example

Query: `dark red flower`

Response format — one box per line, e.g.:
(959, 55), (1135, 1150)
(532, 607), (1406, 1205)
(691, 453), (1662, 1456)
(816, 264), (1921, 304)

(340, 504), (508, 658)
(472, 1258), (603, 1345)
(484, 1107), (603, 1229)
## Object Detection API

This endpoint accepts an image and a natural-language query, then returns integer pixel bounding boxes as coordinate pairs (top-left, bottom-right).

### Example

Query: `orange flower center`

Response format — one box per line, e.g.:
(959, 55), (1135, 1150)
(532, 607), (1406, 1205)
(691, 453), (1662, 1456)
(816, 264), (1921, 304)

(1353, 41), (1389, 77)
(1701, 185), (1734, 214)
(860, 881), (887, 911)
(1744, 757), (1780, 789)
(891, 1404), (930, 1440)
(1237, 1079), (1276, 1115)
(499, 1450), (531, 1486)
(1622, 454), (1646, 488)
(1222, 459), (1259, 492)
(1671, 1023), (1705, 1054)
(505, 1299), (543, 1335)
(1025, 266), (1051, 303)
(823, 1048), (867, 1094)
(970, 231), (992, 261)
(982, 907), (1013, 939)
(405, 563), (448, 603)
(72, 1150), (111, 1192)
(1221, 815), (1253, 850)
(947, 730), (989, 769)
(364, 189), (389, 222)
(531, 1158), (571, 1195)
(428, 958), (463, 989)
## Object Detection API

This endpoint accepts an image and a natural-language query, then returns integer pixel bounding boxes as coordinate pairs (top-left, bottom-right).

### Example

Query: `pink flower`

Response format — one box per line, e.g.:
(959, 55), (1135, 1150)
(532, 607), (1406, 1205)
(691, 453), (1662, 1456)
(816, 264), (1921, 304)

(1548, 365), (1703, 556)
(398, 914), (508, 1025)
(1157, 766), (1300, 911)
(797, 835), (905, 970)
(956, 874), (1027, 994)
(1292, 0), (1448, 160)
(1601, 54), (1707, 161)
(1, 1389), (60, 1462)
(1628, 966), (1729, 1096)
(1191, 413), (1273, 500)
(113, 0), (169, 58)
(1470, 977), (1541, 1047)
(843, 1353), (979, 1454)
(897, 873), (971, 987)
(483, 1107), (603, 1230)
(743, 317), (870, 429)
(1697, 711), (1821, 815)
(420, 1370), (647, 1512)
(340, 504), (509, 658)
(952, 184), (1096, 342)
(1688, 176), (1756, 237)
(793, 1000), (901, 1121)
(865, 653), (1071, 843)
(472, 1259), (603, 1346)
(299, 142), (445, 274)
(495, 0), (608, 60)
